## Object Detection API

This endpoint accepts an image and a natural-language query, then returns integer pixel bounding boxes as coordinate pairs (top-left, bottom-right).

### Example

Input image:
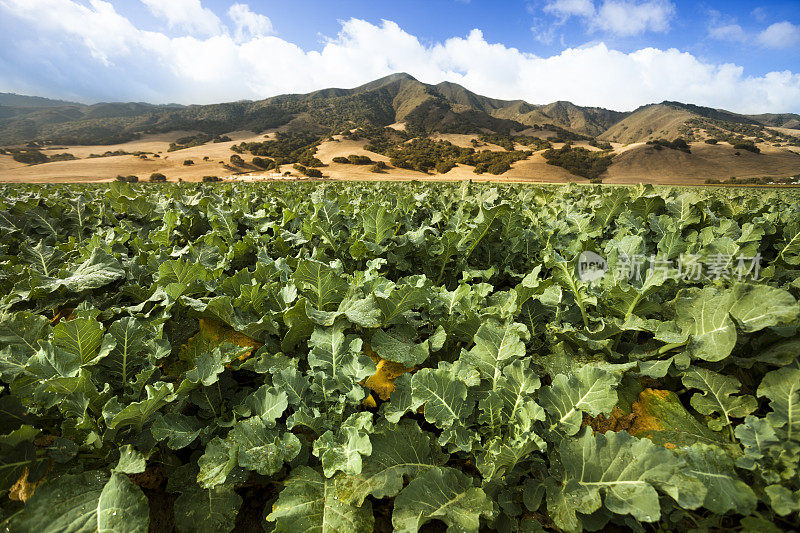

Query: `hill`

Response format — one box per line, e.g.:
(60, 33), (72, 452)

(1, 74), (799, 147)
(1, 74), (799, 184)
(0, 93), (82, 108)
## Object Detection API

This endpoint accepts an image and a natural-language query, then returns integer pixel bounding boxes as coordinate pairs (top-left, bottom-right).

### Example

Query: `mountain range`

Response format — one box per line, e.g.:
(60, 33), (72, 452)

(2, 73), (799, 147)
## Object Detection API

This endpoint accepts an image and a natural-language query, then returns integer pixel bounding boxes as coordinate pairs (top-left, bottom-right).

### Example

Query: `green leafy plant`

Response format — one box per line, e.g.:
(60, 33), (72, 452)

(0, 181), (799, 532)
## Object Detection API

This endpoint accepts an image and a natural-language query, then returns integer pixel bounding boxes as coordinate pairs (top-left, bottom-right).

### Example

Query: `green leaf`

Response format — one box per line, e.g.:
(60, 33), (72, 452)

(293, 259), (347, 311)
(682, 367), (757, 431)
(25, 340), (81, 381)
(242, 385), (288, 427)
(392, 467), (492, 533)
(778, 220), (800, 265)
(549, 253), (595, 328)
(757, 364), (800, 441)
(30, 248), (125, 296)
(461, 320), (529, 387)
(197, 437), (238, 490)
(735, 415), (780, 470)
(539, 365), (620, 435)
(151, 413), (203, 449)
(12, 471), (149, 533)
(370, 326), (442, 367)
(104, 382), (177, 431)
(334, 419), (444, 505)
(411, 366), (475, 428)
(682, 444), (757, 515)
(174, 484), (242, 533)
(361, 203), (396, 245)
(674, 285), (798, 362)
(181, 344), (244, 389)
(102, 317), (157, 389)
(21, 241), (65, 276)
(313, 412), (373, 478)
(375, 278), (429, 326)
(674, 287), (737, 362)
(383, 373), (414, 423)
(158, 257), (209, 285)
(308, 321), (375, 386)
(765, 484), (800, 516)
(267, 466), (374, 533)
(229, 417), (301, 476)
(548, 430), (703, 530)
(458, 203), (510, 258)
(116, 444), (147, 474)
(0, 311), (51, 381)
(727, 284), (799, 332)
(52, 316), (114, 365)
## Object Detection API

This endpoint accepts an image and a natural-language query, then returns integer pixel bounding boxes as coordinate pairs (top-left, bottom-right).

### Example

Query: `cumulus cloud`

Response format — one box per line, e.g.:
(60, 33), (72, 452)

(0, 0), (799, 113)
(594, 0), (674, 36)
(140, 0), (222, 36)
(228, 3), (273, 41)
(542, 0), (675, 36)
(757, 21), (800, 49)
(543, 0), (595, 19)
(708, 23), (747, 42)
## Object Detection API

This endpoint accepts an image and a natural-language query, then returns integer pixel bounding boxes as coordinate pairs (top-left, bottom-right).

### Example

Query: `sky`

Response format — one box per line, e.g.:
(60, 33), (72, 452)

(0, 0), (799, 113)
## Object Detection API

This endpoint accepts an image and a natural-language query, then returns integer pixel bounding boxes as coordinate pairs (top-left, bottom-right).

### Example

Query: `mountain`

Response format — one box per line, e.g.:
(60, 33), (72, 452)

(0, 74), (798, 146)
(0, 93), (82, 108)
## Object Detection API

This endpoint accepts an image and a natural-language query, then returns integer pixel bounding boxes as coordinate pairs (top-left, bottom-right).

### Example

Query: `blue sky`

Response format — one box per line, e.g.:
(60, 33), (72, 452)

(1, 0), (799, 112)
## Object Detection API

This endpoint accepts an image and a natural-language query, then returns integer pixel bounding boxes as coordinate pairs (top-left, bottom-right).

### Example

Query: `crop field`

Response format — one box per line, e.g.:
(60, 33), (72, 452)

(0, 181), (799, 532)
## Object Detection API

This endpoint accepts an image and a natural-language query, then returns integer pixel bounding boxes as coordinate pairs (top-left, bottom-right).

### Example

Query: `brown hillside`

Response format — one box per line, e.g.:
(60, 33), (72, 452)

(605, 142), (800, 184)
(599, 104), (694, 143)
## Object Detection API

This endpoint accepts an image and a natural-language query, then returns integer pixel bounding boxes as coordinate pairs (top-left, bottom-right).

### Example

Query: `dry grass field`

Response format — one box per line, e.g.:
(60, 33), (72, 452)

(1, 130), (799, 185)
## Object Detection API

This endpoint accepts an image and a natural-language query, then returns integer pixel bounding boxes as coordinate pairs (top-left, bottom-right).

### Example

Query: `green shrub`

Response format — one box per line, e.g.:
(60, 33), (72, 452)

(332, 156), (350, 164)
(168, 133), (232, 152)
(292, 164), (322, 178)
(201, 175), (221, 182)
(704, 139), (718, 144)
(733, 142), (760, 154)
(230, 155), (245, 165)
(239, 132), (324, 167)
(588, 139), (613, 150)
(149, 173), (167, 182)
(436, 161), (456, 174)
(48, 153), (76, 162)
(487, 160), (511, 175)
(370, 162), (388, 173)
(646, 138), (691, 153)
(11, 150), (49, 165)
(115, 175), (138, 183)
(251, 157), (275, 169)
(183, 160), (194, 166)
(348, 155), (373, 165)
(542, 145), (614, 179)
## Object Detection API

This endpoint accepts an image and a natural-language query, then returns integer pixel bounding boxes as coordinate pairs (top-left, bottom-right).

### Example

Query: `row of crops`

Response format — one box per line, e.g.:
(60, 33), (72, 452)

(0, 181), (799, 532)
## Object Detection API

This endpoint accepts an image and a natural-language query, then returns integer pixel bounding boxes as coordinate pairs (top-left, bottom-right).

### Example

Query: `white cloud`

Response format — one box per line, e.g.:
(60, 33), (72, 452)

(0, 0), (799, 113)
(228, 3), (273, 41)
(140, 0), (222, 36)
(594, 0), (675, 36)
(542, 0), (675, 36)
(708, 23), (747, 42)
(543, 0), (595, 19)
(757, 21), (800, 49)
(751, 7), (767, 23)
